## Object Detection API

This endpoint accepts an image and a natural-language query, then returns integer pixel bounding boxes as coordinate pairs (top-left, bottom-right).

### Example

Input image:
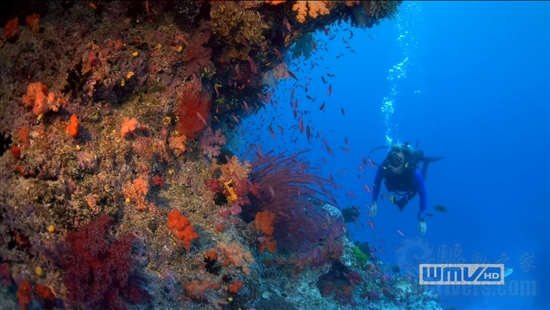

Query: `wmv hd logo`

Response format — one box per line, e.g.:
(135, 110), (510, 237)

(420, 264), (505, 285)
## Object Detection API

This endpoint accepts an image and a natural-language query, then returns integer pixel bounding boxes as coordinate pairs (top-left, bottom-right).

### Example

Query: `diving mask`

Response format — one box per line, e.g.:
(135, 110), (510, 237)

(388, 152), (404, 168)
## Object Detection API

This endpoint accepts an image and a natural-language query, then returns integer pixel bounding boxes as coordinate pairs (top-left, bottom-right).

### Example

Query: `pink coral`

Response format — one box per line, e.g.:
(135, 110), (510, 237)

(199, 128), (226, 159)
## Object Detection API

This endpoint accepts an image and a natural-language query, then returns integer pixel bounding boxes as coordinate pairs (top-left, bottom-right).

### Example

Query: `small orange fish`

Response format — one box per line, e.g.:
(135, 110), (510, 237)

(231, 114), (240, 124)
(274, 47), (283, 60)
(344, 137), (351, 145)
(247, 56), (257, 73)
(319, 102), (325, 111)
(287, 70), (298, 80)
(283, 17), (292, 32)
(196, 112), (207, 125)
(363, 184), (371, 194)
(327, 85), (332, 96)
(368, 159), (375, 170)
(258, 92), (268, 103)
(368, 219), (375, 230)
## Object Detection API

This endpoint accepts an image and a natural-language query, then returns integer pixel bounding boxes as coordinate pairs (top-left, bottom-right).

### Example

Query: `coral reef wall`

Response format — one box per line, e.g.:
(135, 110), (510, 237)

(0, 1), (441, 309)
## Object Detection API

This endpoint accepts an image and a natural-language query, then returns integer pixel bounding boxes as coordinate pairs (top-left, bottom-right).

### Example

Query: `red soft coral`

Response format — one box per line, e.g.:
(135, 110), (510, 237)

(16, 280), (33, 310)
(182, 30), (212, 77)
(176, 81), (212, 139)
(61, 216), (150, 309)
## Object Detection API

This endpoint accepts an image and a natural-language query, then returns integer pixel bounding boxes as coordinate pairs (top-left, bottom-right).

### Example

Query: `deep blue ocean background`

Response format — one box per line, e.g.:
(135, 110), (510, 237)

(235, 2), (549, 309)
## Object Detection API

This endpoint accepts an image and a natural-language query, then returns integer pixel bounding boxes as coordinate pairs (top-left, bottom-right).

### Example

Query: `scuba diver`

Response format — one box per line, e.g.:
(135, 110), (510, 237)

(368, 142), (444, 235)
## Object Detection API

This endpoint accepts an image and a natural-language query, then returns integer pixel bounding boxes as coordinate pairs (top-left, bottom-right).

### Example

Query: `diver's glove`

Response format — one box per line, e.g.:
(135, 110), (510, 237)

(370, 202), (378, 217)
(418, 219), (427, 235)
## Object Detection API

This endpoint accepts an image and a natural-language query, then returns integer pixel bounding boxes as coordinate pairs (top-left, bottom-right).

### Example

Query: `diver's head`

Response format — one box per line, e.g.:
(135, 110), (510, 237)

(388, 151), (406, 174)
(387, 143), (412, 174)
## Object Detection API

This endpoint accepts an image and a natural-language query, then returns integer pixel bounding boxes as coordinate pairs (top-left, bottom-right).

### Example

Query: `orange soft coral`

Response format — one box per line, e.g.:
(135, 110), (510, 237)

(25, 13), (40, 33)
(228, 280), (243, 294)
(255, 210), (277, 253)
(292, 1), (330, 23)
(22, 82), (65, 116)
(168, 135), (187, 157)
(168, 210), (198, 251)
(4, 17), (20, 40)
(216, 242), (254, 274)
(120, 117), (138, 138)
(258, 235), (277, 253)
(254, 210), (275, 235)
(183, 279), (217, 300)
(66, 114), (79, 138)
(123, 177), (155, 211)
(218, 155), (251, 184)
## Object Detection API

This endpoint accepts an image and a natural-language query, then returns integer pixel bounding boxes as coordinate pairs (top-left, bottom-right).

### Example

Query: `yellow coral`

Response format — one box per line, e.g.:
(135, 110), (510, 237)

(224, 181), (238, 203)
(210, 2), (266, 46)
(293, 1), (330, 23)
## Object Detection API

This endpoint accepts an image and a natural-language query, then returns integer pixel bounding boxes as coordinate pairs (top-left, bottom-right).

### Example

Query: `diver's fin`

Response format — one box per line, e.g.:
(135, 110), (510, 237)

(423, 156), (445, 163)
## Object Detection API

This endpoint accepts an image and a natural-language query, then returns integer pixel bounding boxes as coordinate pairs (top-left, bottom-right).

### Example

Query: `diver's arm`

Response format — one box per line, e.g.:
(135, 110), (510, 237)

(372, 166), (384, 204)
(414, 169), (427, 220)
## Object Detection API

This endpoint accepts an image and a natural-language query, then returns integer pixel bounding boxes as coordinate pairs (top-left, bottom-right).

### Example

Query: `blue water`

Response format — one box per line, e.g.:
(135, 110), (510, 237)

(236, 2), (549, 309)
